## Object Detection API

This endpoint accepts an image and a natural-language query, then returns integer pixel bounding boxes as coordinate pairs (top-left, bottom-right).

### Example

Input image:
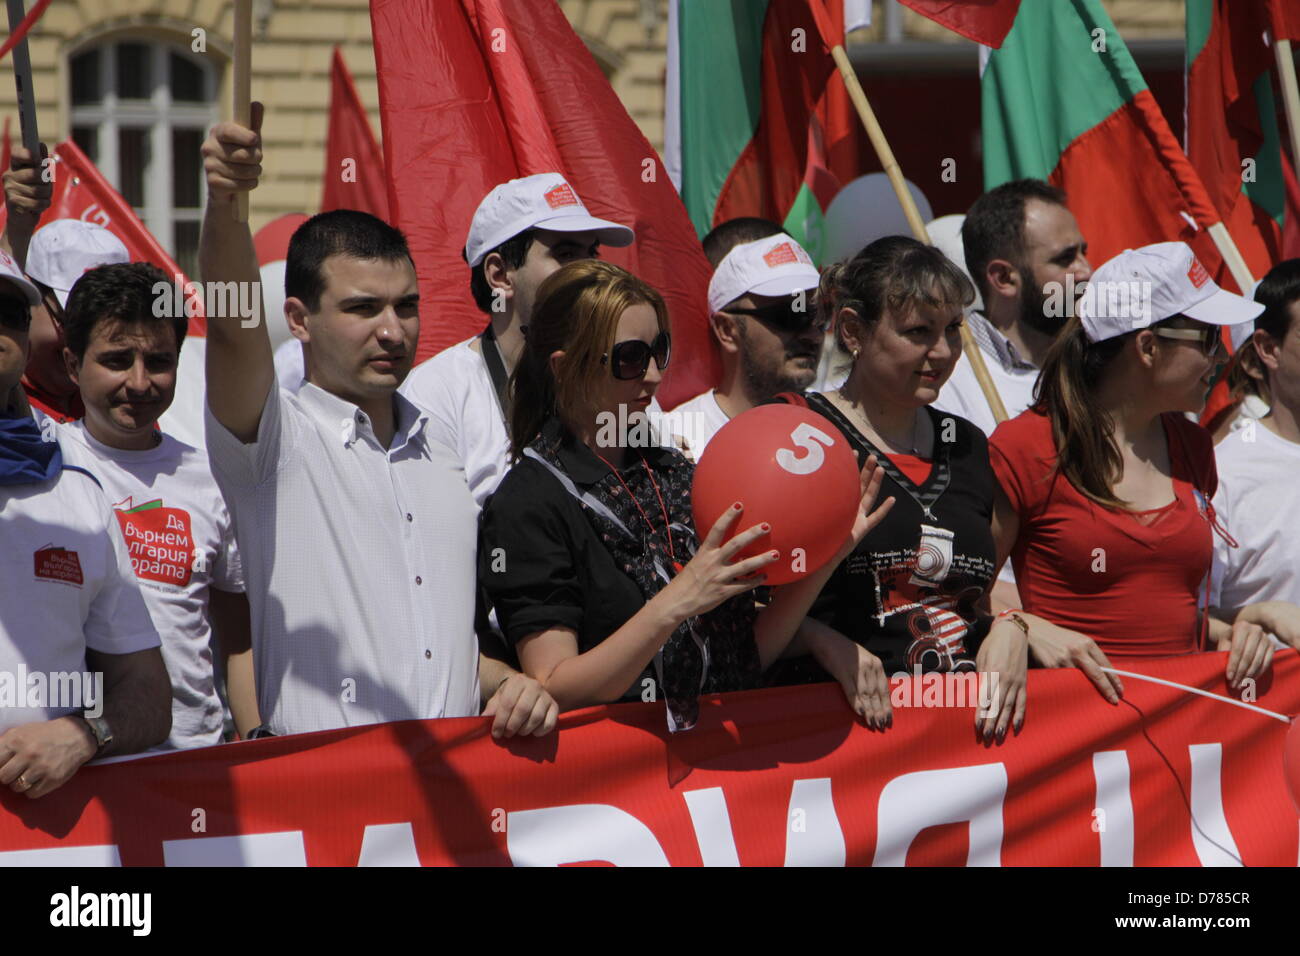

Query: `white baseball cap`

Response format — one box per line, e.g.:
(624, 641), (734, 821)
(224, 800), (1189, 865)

(26, 219), (131, 308)
(1078, 241), (1263, 343)
(0, 248), (41, 306)
(464, 173), (634, 267)
(708, 234), (820, 314)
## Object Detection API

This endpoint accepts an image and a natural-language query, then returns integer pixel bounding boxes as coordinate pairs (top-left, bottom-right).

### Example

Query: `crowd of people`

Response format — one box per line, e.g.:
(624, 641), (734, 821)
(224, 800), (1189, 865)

(2, 103), (1300, 801)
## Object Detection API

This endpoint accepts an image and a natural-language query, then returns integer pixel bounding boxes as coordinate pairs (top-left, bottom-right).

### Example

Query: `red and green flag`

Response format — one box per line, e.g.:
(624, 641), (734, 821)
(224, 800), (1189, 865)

(898, 0), (1020, 49)
(979, 0), (1227, 275)
(1185, 0), (1300, 281)
(665, 0), (868, 263)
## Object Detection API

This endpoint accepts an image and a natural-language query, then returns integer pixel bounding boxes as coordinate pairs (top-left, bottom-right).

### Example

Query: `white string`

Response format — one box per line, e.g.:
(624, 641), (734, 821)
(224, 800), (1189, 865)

(1100, 667), (1292, 724)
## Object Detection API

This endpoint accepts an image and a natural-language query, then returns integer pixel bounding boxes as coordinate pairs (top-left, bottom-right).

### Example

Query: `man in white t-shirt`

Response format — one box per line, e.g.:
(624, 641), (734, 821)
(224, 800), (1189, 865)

(199, 107), (557, 738)
(0, 253), (170, 798)
(659, 229), (823, 460)
(933, 179), (1093, 436)
(1212, 259), (1300, 644)
(56, 261), (256, 748)
(399, 173), (634, 507)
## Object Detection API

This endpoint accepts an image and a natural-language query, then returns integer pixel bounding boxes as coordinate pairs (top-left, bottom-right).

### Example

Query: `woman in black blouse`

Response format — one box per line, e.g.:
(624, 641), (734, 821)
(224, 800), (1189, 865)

(479, 259), (893, 731)
(773, 236), (1029, 742)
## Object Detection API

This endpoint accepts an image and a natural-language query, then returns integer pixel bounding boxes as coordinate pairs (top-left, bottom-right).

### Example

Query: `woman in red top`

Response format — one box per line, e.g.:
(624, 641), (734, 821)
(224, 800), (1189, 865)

(989, 242), (1278, 700)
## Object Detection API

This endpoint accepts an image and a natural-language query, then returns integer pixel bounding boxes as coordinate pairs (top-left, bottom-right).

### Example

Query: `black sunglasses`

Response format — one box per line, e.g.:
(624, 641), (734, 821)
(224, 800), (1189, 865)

(0, 296), (30, 332)
(602, 330), (671, 380)
(723, 298), (826, 335)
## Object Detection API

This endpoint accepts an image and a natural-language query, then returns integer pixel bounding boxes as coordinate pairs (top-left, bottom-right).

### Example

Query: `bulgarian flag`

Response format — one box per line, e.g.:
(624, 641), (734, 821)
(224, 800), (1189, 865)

(980, 0), (1228, 275)
(665, 0), (869, 264)
(1186, 0), (1300, 281)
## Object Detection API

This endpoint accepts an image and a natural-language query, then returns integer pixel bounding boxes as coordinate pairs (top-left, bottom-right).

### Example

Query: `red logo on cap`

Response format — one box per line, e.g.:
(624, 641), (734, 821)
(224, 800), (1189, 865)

(762, 242), (798, 267)
(34, 546), (83, 587)
(543, 184), (579, 209)
(1187, 257), (1210, 289)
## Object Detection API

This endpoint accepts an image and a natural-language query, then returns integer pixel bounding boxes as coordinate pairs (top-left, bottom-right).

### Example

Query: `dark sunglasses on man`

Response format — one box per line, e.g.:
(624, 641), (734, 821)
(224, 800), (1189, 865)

(721, 295), (826, 336)
(602, 329), (671, 380)
(0, 296), (31, 332)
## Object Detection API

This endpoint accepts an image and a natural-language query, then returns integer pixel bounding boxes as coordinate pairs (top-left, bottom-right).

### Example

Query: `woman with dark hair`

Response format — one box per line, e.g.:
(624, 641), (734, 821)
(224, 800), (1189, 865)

(989, 242), (1295, 701)
(770, 235), (1031, 742)
(479, 259), (892, 730)
(1211, 259), (1300, 621)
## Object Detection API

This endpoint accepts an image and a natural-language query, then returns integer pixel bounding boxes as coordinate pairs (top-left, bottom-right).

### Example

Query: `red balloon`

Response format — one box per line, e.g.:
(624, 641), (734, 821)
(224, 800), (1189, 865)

(691, 404), (860, 586)
(1285, 718), (1300, 814)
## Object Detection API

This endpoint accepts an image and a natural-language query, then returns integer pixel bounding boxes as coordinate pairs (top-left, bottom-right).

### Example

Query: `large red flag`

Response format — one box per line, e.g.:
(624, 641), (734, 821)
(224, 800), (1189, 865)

(0, 140), (203, 335)
(899, 0), (1021, 49)
(370, 0), (714, 407)
(321, 47), (389, 220)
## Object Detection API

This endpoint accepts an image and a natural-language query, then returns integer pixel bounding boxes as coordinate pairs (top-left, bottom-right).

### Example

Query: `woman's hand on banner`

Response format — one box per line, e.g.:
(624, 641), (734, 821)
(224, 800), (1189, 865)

(975, 618), (1028, 743)
(1022, 613), (1123, 704)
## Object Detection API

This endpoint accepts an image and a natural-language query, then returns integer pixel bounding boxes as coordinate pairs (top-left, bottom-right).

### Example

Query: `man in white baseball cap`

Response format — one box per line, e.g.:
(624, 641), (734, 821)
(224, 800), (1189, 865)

(17, 218), (129, 423)
(1078, 240), (1262, 343)
(659, 232), (824, 460)
(401, 172), (633, 506)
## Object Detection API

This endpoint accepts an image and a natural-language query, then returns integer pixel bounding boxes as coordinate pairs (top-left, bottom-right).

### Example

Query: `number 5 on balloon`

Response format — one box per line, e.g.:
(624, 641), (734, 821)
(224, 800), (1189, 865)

(775, 422), (835, 475)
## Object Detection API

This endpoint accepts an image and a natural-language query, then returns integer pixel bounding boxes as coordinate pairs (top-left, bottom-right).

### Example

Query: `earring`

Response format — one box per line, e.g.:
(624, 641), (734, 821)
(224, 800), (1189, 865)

(852, 348), (860, 360)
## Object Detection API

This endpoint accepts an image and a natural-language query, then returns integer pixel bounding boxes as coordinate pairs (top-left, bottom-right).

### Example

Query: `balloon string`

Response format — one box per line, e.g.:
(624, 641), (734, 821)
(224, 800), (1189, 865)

(1099, 666), (1291, 724)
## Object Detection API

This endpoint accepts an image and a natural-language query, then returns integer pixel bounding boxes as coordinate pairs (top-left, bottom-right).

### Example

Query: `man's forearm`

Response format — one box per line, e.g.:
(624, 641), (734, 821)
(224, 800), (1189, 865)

(87, 649), (172, 756)
(478, 653), (517, 706)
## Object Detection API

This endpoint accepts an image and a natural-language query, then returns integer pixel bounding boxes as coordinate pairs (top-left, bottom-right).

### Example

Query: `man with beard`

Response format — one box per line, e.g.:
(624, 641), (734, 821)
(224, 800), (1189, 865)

(659, 232), (823, 459)
(933, 179), (1092, 436)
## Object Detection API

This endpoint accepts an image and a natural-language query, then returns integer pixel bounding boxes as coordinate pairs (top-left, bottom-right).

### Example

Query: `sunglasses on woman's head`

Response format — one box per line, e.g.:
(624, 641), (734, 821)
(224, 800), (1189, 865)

(723, 298), (826, 335)
(602, 330), (671, 380)
(1152, 323), (1224, 356)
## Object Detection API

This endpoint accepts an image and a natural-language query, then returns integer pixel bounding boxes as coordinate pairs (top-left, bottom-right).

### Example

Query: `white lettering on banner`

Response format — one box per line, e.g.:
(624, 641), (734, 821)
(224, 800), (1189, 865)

(1091, 750), (1134, 866)
(0, 844), (121, 866)
(357, 822), (421, 866)
(1187, 743), (1242, 866)
(872, 763), (1008, 866)
(681, 788), (741, 866)
(162, 831), (307, 866)
(784, 778), (845, 866)
(506, 804), (670, 866)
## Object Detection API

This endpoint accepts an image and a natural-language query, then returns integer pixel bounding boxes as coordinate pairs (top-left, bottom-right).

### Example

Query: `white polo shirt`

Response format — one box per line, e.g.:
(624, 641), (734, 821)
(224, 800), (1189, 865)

(400, 336), (509, 508)
(59, 423), (245, 751)
(656, 389), (731, 461)
(205, 382), (480, 736)
(0, 462), (160, 730)
(933, 312), (1040, 438)
(1211, 421), (1300, 611)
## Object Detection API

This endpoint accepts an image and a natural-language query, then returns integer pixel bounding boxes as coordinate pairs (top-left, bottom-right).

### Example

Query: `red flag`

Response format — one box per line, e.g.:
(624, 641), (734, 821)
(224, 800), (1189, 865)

(321, 47), (389, 220)
(370, 0), (714, 408)
(0, 140), (203, 335)
(899, 0), (1022, 49)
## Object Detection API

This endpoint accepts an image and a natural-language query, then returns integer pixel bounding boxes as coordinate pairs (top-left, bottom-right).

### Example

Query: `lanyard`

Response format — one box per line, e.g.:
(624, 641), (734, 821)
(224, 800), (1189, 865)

(594, 450), (683, 573)
(478, 325), (511, 422)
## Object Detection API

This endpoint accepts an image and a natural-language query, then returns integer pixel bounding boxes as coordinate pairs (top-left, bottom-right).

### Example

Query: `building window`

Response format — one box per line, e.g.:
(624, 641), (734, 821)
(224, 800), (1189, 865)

(69, 40), (216, 278)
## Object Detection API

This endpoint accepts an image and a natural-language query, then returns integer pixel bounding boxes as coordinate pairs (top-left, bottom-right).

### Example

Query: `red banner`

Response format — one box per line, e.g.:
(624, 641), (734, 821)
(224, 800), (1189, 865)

(2, 653), (1297, 866)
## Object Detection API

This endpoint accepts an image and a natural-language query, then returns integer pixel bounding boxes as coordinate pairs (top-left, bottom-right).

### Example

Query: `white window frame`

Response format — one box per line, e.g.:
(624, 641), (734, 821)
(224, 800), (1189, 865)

(68, 40), (216, 259)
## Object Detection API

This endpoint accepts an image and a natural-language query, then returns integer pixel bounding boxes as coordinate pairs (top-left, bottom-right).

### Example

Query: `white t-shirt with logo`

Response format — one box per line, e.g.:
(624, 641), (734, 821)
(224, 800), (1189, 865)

(60, 423), (245, 750)
(400, 337), (510, 508)
(1211, 421), (1300, 611)
(0, 460), (160, 731)
(655, 389), (732, 462)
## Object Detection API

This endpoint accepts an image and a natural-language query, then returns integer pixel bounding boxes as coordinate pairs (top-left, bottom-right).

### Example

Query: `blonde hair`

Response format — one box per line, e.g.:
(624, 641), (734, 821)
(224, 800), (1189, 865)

(510, 259), (669, 458)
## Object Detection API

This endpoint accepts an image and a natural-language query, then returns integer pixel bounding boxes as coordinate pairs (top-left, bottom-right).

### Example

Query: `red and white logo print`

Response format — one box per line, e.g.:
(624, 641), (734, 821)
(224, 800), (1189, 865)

(543, 183), (579, 210)
(1187, 256), (1210, 289)
(113, 497), (195, 587)
(763, 242), (798, 268)
(34, 546), (84, 587)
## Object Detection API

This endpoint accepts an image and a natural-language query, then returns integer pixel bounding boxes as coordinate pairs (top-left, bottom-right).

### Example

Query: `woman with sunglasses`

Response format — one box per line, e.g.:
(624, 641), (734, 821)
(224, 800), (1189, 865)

(989, 242), (1277, 701)
(767, 236), (1030, 742)
(478, 259), (893, 729)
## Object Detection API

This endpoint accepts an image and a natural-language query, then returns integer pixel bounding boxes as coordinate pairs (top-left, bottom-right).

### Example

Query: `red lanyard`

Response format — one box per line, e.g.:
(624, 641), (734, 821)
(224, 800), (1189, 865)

(595, 451), (683, 573)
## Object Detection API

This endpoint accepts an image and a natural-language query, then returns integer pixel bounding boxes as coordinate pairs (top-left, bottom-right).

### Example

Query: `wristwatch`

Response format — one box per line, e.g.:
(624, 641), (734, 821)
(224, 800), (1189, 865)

(81, 714), (113, 754)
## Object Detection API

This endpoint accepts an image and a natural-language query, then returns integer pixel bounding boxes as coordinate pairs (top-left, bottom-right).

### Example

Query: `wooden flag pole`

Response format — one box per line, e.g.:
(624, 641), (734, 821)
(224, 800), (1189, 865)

(828, 44), (1009, 424)
(232, 0), (252, 223)
(1205, 222), (1255, 296)
(5, 0), (40, 156)
(1276, 39), (1300, 202)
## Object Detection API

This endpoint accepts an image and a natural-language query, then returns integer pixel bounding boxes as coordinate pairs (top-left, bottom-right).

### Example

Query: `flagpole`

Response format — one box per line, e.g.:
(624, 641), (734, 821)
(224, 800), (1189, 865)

(1205, 222), (1255, 296)
(5, 0), (40, 156)
(1275, 38), (1300, 198)
(232, 0), (252, 223)
(827, 44), (1009, 424)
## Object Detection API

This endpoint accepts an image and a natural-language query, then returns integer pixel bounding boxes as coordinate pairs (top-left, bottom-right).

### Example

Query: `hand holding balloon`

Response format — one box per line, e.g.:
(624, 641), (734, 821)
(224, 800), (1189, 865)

(659, 503), (777, 621)
(833, 454), (895, 564)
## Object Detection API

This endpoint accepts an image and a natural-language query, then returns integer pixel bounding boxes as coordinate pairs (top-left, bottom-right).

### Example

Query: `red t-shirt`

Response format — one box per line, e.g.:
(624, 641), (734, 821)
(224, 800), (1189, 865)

(988, 410), (1217, 658)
